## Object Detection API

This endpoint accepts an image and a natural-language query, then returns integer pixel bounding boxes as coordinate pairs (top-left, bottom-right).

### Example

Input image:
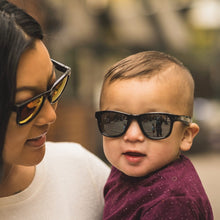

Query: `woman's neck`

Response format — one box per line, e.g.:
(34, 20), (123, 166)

(0, 165), (35, 197)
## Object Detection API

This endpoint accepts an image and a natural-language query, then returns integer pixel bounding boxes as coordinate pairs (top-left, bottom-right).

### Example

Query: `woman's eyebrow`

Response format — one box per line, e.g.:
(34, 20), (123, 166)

(16, 84), (43, 93)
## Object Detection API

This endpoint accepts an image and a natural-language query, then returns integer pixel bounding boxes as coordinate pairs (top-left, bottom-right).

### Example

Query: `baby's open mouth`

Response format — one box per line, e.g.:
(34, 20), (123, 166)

(123, 152), (145, 157)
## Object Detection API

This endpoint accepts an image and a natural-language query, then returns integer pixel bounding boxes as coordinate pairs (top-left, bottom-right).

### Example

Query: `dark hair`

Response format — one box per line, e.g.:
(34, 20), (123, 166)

(104, 51), (190, 82)
(0, 0), (43, 180)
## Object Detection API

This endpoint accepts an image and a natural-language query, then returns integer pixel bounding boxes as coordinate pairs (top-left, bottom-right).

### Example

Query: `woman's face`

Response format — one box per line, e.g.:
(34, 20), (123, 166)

(3, 40), (57, 167)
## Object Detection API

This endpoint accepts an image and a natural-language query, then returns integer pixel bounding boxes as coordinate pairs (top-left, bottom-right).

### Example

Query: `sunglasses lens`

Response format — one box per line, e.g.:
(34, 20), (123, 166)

(51, 75), (68, 103)
(96, 112), (173, 139)
(19, 96), (44, 124)
(97, 112), (128, 137)
(141, 114), (171, 139)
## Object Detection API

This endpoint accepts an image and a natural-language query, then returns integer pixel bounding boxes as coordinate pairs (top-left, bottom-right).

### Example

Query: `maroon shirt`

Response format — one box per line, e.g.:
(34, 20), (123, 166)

(103, 155), (213, 220)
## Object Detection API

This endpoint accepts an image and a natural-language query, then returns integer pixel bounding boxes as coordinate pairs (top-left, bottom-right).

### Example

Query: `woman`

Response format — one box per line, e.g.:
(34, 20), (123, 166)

(0, 1), (109, 219)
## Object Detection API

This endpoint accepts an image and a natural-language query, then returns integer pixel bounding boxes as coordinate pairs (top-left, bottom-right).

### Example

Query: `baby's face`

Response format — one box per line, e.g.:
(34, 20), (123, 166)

(101, 75), (188, 177)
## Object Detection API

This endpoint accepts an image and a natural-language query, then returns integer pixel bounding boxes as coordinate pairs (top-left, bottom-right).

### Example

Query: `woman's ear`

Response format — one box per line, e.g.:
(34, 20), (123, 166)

(180, 123), (200, 152)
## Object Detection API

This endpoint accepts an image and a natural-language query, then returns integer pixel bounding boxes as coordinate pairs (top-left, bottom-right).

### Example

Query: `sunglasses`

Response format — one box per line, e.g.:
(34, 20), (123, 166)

(95, 111), (191, 140)
(11, 59), (71, 125)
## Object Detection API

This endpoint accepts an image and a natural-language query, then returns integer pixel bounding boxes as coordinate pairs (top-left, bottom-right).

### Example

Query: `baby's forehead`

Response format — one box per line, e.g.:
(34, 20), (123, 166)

(103, 68), (193, 110)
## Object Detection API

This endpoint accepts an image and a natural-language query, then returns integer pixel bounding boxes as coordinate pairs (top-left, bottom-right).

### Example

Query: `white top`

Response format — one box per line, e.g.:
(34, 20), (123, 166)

(0, 142), (110, 220)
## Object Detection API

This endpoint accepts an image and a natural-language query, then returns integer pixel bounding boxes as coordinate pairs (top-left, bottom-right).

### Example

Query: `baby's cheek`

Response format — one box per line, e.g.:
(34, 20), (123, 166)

(103, 138), (119, 163)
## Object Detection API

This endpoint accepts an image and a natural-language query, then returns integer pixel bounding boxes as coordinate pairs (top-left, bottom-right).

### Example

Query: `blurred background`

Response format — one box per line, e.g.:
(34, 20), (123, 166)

(10, 0), (220, 218)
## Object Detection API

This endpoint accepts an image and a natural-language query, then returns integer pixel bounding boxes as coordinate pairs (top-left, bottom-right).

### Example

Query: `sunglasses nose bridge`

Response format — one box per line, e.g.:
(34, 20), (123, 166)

(124, 115), (145, 138)
(130, 115), (142, 128)
(127, 114), (153, 139)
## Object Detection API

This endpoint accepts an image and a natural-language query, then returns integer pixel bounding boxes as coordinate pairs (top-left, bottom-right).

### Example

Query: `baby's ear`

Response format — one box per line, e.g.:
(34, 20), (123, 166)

(180, 123), (200, 152)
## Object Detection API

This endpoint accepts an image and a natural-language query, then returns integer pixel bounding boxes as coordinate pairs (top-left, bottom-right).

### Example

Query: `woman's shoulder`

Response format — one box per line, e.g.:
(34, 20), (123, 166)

(44, 141), (109, 172)
(45, 141), (88, 157)
(43, 141), (110, 191)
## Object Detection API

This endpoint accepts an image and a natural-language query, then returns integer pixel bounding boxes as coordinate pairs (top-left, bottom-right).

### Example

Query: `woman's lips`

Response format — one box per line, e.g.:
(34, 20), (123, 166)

(26, 133), (46, 148)
(123, 151), (146, 163)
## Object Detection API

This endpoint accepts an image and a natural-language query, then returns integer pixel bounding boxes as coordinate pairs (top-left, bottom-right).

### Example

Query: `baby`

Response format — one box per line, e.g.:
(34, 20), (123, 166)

(95, 51), (213, 219)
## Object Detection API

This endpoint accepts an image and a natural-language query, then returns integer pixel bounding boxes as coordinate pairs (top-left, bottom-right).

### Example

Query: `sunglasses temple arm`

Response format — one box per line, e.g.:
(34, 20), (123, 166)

(178, 116), (192, 126)
(51, 59), (71, 73)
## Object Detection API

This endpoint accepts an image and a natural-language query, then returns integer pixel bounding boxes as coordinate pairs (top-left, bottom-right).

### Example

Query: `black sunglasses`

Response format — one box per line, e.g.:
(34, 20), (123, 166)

(11, 59), (71, 125)
(95, 111), (191, 140)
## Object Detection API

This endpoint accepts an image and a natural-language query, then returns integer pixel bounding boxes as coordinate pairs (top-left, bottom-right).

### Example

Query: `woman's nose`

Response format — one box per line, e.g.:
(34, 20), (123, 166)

(123, 120), (145, 142)
(34, 99), (57, 126)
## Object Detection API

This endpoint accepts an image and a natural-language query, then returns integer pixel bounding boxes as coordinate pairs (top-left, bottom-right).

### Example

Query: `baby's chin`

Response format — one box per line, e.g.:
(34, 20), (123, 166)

(118, 166), (155, 178)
